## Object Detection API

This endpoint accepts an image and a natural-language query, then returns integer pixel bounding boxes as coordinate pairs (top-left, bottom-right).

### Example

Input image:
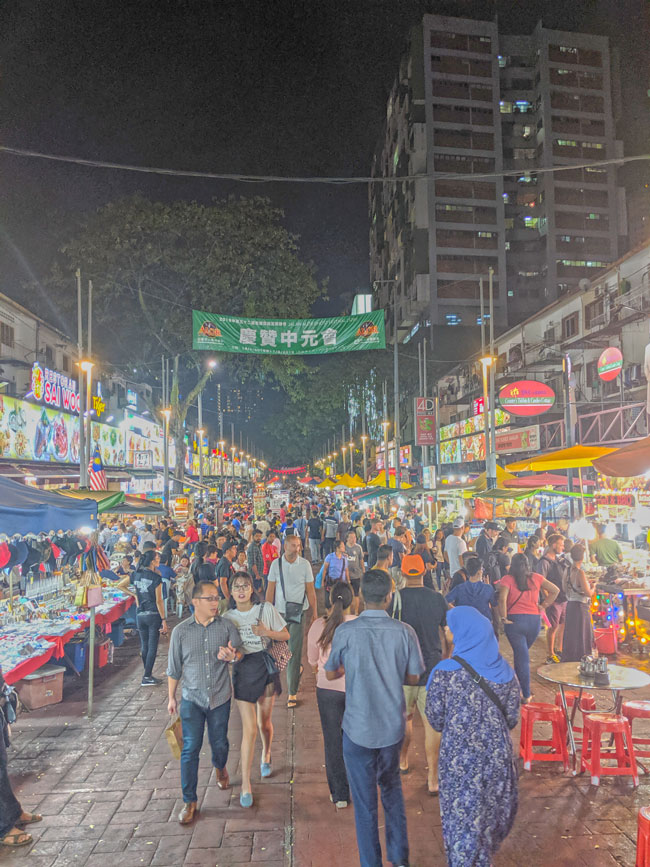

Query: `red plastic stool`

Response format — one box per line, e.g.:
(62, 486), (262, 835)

(637, 806), (650, 866)
(554, 691), (597, 735)
(520, 702), (569, 772)
(580, 713), (639, 786)
(623, 701), (650, 759)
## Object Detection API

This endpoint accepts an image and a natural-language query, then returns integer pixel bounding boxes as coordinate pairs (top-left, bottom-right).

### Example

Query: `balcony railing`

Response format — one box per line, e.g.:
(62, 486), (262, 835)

(577, 402), (647, 445)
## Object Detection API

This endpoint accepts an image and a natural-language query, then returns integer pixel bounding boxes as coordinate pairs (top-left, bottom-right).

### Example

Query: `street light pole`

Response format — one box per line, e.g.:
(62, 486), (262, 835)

(76, 269), (87, 488)
(361, 435), (368, 483)
(349, 441), (354, 476)
(382, 421), (390, 487)
(487, 267), (497, 490)
(342, 445), (347, 475)
(219, 440), (225, 505)
(162, 408), (171, 512)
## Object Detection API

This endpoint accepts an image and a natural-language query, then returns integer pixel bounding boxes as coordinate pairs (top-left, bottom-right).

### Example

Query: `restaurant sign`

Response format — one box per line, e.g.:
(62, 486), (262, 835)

(498, 380), (555, 417)
(597, 347), (623, 382)
(494, 425), (540, 454)
(30, 363), (79, 413)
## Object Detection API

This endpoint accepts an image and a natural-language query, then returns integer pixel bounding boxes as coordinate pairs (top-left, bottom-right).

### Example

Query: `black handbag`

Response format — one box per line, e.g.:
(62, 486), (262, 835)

(278, 557), (305, 624)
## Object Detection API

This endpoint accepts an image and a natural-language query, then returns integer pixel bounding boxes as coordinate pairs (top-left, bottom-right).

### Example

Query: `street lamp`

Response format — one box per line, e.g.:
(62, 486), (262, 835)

(361, 435), (368, 483)
(349, 441), (355, 476)
(161, 407), (171, 511)
(232, 447), (238, 496)
(480, 356), (497, 489)
(341, 445), (347, 476)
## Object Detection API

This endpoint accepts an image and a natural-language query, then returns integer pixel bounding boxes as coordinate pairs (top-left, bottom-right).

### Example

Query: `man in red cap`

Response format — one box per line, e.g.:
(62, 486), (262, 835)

(390, 553), (449, 795)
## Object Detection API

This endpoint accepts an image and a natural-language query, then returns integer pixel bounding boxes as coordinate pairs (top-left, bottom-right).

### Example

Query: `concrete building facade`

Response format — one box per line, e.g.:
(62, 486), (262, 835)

(370, 14), (625, 339)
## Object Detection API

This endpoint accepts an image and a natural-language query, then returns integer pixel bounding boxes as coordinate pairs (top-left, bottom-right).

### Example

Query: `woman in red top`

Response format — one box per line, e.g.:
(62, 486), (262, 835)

(261, 530), (280, 578)
(497, 553), (559, 702)
(185, 521), (199, 551)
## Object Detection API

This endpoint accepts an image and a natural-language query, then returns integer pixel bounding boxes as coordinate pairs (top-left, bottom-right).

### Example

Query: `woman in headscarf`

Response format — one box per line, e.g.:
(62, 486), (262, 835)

(425, 607), (520, 867)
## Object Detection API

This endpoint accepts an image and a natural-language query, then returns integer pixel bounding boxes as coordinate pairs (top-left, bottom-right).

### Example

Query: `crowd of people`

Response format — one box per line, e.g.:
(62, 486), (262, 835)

(2, 492), (606, 865)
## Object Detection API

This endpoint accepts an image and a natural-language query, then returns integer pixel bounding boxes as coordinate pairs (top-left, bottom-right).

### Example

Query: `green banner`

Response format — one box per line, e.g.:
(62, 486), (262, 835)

(192, 310), (385, 355)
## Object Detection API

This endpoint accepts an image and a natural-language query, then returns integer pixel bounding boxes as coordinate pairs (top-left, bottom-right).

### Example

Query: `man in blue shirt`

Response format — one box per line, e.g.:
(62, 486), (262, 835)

(445, 557), (497, 622)
(326, 569), (424, 867)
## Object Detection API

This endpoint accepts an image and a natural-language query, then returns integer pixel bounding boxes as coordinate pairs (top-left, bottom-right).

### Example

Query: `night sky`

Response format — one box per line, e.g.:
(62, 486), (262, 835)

(1, 0), (649, 319)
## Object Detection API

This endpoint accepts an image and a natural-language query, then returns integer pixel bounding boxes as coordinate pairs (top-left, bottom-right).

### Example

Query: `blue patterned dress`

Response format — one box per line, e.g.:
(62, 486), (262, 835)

(426, 668), (520, 867)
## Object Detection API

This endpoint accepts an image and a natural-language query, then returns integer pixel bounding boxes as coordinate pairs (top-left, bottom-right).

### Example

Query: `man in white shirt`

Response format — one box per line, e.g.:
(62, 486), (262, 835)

(138, 524), (156, 552)
(444, 517), (468, 577)
(266, 534), (317, 708)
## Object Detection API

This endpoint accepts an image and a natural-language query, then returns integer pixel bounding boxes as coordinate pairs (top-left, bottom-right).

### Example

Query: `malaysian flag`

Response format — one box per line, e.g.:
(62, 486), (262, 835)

(88, 444), (107, 491)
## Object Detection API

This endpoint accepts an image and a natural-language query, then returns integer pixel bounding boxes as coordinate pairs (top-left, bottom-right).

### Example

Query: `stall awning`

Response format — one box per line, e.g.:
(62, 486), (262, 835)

(0, 477), (97, 534)
(54, 488), (126, 512)
(504, 472), (595, 489)
(506, 445), (616, 472)
(592, 435), (650, 477)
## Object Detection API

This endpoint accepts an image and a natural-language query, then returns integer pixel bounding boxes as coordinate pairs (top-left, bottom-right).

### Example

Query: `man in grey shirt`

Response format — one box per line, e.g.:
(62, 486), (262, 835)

(345, 529), (364, 614)
(266, 534), (317, 708)
(326, 568), (424, 867)
(167, 581), (243, 825)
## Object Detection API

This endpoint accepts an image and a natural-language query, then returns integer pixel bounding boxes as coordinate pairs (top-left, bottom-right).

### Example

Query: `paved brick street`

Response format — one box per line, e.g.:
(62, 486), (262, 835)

(2, 617), (650, 867)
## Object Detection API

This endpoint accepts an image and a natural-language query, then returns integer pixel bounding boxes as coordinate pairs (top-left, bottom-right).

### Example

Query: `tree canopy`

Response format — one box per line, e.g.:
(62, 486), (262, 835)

(45, 194), (325, 481)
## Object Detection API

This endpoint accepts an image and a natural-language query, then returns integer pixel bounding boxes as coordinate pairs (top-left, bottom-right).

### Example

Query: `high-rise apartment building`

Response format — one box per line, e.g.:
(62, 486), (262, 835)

(369, 14), (625, 338)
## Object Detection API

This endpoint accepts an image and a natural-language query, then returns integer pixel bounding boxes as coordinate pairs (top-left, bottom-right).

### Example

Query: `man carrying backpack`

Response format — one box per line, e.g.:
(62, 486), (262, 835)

(537, 533), (569, 663)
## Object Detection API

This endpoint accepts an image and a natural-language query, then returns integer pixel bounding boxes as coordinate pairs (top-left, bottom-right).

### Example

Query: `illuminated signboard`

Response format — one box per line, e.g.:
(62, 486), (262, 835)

(30, 363), (79, 413)
(498, 380), (555, 417)
(597, 347), (623, 382)
(29, 363), (105, 418)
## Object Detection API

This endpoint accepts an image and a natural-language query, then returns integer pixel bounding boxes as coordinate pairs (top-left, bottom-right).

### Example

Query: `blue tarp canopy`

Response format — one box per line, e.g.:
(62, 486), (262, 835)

(0, 477), (97, 535)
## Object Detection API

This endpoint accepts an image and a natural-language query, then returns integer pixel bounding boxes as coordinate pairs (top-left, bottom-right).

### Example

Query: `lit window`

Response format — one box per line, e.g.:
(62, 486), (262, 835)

(478, 231), (495, 238)
(445, 314), (462, 326)
(498, 55), (507, 68)
(557, 139), (577, 147)
(505, 241), (511, 250)
(523, 216), (539, 228)
(503, 193), (509, 202)
(582, 141), (604, 149)
(393, 147), (399, 169)
(587, 213), (601, 220)
(500, 101), (513, 114)
(508, 290), (514, 297)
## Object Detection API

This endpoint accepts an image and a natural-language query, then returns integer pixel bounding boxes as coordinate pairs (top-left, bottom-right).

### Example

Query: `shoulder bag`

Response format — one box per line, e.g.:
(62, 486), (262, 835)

(278, 557), (305, 624)
(261, 602), (292, 672)
(452, 655), (508, 723)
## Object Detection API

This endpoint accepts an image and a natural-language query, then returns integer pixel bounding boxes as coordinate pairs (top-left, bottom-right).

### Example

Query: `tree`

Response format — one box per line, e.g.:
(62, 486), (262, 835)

(45, 194), (324, 486)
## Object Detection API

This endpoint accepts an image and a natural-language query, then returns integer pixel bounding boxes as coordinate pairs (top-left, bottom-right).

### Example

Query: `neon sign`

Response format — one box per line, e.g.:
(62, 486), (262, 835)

(30, 363), (80, 413)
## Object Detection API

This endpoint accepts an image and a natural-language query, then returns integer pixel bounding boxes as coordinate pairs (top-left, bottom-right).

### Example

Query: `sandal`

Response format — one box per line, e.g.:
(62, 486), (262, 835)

(287, 697), (298, 709)
(0, 830), (32, 848)
(17, 813), (42, 826)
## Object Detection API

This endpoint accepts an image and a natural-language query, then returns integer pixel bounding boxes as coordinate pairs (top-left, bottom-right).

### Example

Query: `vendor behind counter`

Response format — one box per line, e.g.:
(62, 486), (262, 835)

(589, 524), (624, 566)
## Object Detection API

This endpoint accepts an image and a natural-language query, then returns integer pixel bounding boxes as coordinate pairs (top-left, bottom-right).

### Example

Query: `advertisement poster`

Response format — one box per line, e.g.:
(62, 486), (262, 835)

(253, 494), (267, 518)
(124, 411), (176, 469)
(193, 310), (386, 355)
(414, 397), (436, 446)
(494, 425), (540, 454)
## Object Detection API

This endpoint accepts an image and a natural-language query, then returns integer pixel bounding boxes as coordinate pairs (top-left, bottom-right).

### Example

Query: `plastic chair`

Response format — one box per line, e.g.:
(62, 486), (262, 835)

(636, 805), (650, 866)
(580, 713), (639, 786)
(520, 702), (570, 772)
(554, 690), (597, 735)
(623, 701), (650, 759)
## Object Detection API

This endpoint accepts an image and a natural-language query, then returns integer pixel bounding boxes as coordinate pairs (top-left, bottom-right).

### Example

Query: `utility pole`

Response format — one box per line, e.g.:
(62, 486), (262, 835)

(383, 379), (390, 487)
(198, 390), (204, 489)
(361, 389), (368, 483)
(76, 269), (87, 488)
(393, 293), (400, 488)
(487, 267), (497, 490)
(423, 338), (428, 468)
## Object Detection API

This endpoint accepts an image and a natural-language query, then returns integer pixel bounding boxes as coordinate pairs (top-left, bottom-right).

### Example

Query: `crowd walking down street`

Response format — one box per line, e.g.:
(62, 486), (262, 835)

(3, 501), (650, 867)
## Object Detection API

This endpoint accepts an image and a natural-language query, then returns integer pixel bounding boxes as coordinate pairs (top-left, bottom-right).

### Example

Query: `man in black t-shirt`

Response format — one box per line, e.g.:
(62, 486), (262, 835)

(307, 511), (323, 563)
(215, 541), (237, 608)
(390, 553), (448, 794)
(364, 520), (383, 568)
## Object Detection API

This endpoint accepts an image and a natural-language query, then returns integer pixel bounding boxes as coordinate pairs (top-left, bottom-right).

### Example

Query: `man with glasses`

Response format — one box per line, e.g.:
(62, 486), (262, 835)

(167, 581), (243, 825)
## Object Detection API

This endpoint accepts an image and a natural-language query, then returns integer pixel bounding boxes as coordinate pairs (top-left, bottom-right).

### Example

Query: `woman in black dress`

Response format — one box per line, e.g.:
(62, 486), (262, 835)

(561, 545), (595, 662)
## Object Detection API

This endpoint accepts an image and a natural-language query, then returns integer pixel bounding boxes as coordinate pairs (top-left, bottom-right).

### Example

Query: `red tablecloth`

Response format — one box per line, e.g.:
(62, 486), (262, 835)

(95, 596), (133, 627)
(4, 644), (56, 685)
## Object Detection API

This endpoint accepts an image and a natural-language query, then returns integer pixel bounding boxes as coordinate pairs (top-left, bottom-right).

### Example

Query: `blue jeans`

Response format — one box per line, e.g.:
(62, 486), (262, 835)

(504, 613), (541, 699)
(342, 732), (408, 867)
(136, 611), (161, 677)
(180, 698), (231, 803)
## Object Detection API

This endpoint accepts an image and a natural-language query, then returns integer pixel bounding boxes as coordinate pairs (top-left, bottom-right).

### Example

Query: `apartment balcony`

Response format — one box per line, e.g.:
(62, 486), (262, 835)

(585, 282), (650, 332)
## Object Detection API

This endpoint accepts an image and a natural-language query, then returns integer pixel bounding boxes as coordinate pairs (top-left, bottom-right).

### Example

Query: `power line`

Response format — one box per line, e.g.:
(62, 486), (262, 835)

(1, 144), (648, 185)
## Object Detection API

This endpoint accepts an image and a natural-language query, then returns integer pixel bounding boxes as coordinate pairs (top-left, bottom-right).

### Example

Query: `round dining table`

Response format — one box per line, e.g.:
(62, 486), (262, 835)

(536, 662), (650, 770)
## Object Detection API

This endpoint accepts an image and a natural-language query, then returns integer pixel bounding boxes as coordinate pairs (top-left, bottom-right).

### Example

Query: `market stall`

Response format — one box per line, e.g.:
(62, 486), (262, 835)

(0, 479), (131, 707)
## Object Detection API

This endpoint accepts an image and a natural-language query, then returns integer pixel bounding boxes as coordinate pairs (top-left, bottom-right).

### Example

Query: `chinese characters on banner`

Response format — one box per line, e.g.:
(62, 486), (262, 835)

(192, 310), (386, 355)
(414, 397), (436, 446)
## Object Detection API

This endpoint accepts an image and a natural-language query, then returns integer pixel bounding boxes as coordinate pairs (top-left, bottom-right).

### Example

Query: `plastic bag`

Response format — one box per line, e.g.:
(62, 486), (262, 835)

(165, 715), (183, 760)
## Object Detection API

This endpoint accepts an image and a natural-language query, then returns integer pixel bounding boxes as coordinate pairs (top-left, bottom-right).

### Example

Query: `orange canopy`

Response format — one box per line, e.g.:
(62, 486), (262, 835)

(592, 436), (650, 478)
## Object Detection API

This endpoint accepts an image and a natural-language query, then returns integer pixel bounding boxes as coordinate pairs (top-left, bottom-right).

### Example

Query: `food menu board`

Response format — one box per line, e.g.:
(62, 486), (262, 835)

(440, 439), (462, 464)
(461, 433), (486, 463)
(440, 409), (510, 442)
(0, 394), (124, 466)
(124, 411), (176, 469)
